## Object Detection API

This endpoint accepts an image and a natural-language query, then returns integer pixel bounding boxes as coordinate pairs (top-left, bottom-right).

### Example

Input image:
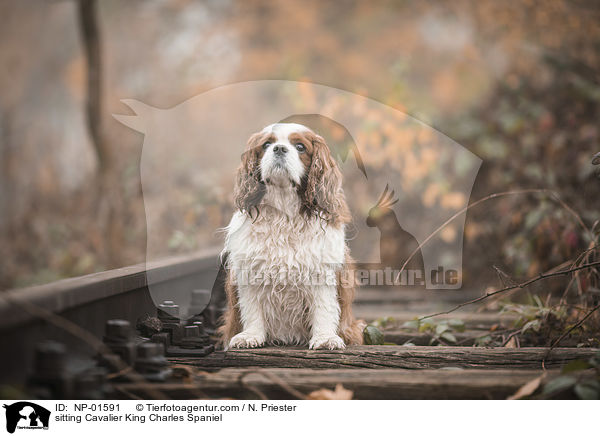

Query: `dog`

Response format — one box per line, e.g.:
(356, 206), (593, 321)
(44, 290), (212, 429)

(218, 123), (365, 350)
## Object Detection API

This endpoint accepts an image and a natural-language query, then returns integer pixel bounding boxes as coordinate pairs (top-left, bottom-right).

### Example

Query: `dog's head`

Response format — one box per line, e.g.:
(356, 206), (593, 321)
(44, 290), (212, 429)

(234, 123), (349, 225)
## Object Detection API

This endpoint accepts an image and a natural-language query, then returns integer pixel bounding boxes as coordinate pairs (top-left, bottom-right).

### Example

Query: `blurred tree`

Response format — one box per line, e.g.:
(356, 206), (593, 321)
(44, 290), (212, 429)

(78, 0), (122, 267)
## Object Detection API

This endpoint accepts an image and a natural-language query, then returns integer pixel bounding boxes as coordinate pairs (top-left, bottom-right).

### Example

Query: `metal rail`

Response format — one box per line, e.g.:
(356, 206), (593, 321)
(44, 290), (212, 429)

(0, 248), (222, 384)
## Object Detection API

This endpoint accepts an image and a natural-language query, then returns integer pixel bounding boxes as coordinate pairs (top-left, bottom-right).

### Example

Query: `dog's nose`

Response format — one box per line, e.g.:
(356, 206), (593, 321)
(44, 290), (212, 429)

(273, 145), (287, 155)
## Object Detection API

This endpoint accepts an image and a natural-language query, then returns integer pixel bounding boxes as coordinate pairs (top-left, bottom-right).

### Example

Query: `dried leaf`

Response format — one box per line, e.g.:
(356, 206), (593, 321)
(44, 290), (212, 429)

(507, 374), (544, 400)
(307, 384), (353, 400)
(504, 336), (518, 348)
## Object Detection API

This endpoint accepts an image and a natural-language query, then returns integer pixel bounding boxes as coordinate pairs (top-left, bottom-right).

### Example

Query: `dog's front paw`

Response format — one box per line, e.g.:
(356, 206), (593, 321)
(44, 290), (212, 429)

(309, 335), (346, 350)
(228, 331), (265, 349)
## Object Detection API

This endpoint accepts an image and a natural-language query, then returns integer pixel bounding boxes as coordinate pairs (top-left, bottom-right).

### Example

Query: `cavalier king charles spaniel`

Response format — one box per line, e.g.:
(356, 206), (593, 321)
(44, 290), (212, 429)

(218, 123), (365, 350)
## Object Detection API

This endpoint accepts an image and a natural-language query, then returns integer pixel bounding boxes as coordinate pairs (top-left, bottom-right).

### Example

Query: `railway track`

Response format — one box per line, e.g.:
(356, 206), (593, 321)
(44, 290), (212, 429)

(0, 248), (597, 399)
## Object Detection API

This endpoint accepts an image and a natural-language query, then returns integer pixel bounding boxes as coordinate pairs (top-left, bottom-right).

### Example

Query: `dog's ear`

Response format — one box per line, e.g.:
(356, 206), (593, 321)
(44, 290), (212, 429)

(300, 133), (350, 225)
(234, 132), (266, 217)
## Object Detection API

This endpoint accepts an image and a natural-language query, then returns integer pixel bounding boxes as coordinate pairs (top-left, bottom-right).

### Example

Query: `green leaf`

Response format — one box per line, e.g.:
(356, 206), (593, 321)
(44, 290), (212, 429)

(372, 316), (395, 329)
(542, 376), (577, 396)
(401, 320), (419, 330)
(435, 324), (449, 335)
(561, 359), (592, 374)
(418, 322), (434, 333)
(574, 383), (600, 400)
(363, 325), (384, 345)
(521, 319), (541, 333)
(475, 335), (492, 347)
(440, 332), (457, 343)
(448, 319), (465, 332)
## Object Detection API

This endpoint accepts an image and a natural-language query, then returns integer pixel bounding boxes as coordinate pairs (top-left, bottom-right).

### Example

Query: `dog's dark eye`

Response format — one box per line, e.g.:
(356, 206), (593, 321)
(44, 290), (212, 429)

(262, 142), (271, 150)
(295, 143), (306, 153)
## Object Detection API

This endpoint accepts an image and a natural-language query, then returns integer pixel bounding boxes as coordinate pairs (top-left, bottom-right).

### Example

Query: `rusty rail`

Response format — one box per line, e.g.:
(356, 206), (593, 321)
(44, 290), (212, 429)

(0, 248), (221, 384)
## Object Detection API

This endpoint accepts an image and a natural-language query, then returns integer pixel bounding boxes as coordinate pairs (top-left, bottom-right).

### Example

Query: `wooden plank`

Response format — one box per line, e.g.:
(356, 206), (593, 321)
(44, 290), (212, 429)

(355, 288), (482, 304)
(171, 345), (597, 370)
(383, 330), (484, 345)
(354, 308), (517, 328)
(194, 368), (552, 400)
(116, 368), (553, 400)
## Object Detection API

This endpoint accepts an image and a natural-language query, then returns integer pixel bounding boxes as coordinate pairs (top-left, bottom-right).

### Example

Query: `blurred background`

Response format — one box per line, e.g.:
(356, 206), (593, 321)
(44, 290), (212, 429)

(1, 0), (599, 292)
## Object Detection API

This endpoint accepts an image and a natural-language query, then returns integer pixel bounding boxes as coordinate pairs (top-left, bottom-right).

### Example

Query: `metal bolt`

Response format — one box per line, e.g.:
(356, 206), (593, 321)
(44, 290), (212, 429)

(34, 340), (67, 379)
(158, 300), (180, 320)
(134, 342), (171, 382)
(192, 321), (207, 336)
(29, 340), (73, 399)
(105, 319), (133, 340)
(137, 342), (162, 359)
(183, 325), (199, 338)
(151, 332), (170, 352)
(157, 301), (183, 345)
(74, 367), (108, 400)
(180, 325), (210, 349)
(102, 319), (136, 365)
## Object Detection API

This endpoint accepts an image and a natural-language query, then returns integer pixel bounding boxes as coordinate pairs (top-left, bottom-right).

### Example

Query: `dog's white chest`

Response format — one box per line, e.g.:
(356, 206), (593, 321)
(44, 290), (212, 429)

(224, 209), (346, 343)
(226, 209), (345, 275)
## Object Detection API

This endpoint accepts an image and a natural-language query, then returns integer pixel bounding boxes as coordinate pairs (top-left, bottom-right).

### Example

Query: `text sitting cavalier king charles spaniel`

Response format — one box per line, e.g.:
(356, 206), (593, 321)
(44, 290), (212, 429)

(218, 122), (365, 350)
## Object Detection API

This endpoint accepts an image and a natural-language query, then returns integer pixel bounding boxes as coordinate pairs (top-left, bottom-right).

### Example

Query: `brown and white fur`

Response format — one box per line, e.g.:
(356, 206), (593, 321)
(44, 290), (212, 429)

(218, 123), (364, 350)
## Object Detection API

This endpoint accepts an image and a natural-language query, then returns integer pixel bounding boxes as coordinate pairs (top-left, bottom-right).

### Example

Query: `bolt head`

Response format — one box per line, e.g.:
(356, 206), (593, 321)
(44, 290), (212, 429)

(137, 342), (163, 359)
(158, 300), (180, 318)
(183, 325), (199, 338)
(34, 340), (67, 374)
(105, 319), (132, 339)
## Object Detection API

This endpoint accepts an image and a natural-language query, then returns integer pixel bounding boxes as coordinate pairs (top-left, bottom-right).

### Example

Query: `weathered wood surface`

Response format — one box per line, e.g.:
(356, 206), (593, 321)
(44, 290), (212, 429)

(171, 346), (597, 370)
(383, 330), (484, 345)
(117, 368), (553, 400)
(354, 288), (482, 304)
(350, 308), (517, 328)
(197, 368), (551, 400)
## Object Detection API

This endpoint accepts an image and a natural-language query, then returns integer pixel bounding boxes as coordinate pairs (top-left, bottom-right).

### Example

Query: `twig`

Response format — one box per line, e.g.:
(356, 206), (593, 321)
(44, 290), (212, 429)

(501, 330), (522, 347)
(418, 260), (600, 321)
(545, 303), (600, 358)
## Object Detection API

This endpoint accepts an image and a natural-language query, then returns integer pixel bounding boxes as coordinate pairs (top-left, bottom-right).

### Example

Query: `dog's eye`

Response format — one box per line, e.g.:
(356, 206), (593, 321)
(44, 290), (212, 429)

(295, 143), (306, 153)
(262, 142), (271, 150)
